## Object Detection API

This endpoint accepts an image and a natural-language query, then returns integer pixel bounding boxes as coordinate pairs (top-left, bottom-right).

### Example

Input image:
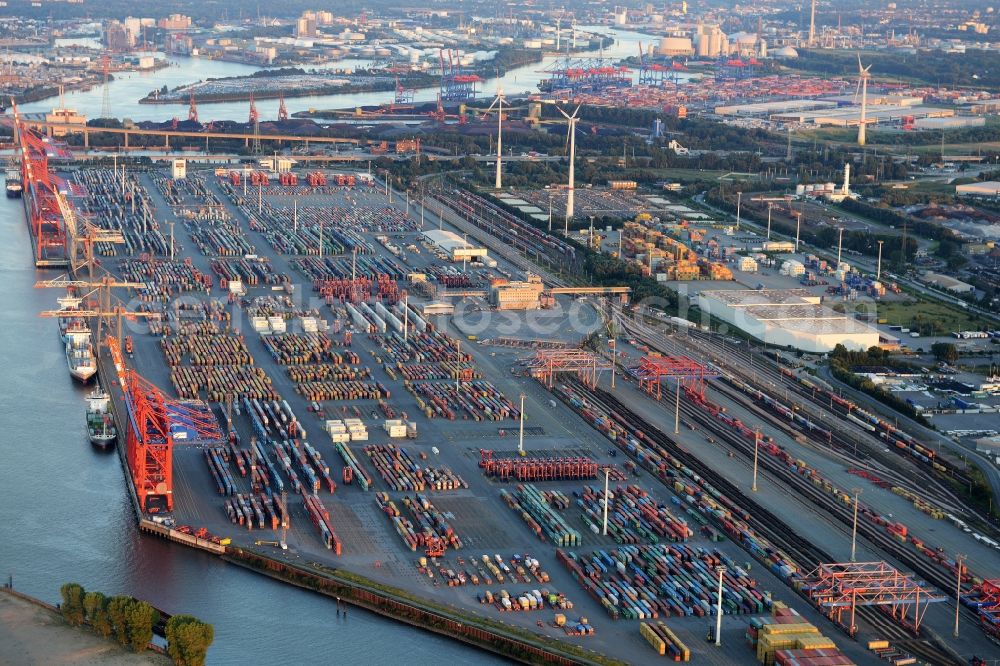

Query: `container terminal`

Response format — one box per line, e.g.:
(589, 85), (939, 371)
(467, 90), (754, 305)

(11, 101), (1000, 665)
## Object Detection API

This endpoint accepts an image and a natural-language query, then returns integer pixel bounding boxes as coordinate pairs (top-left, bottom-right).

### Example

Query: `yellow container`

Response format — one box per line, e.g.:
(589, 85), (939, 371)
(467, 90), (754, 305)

(760, 622), (818, 636)
(640, 622), (665, 656)
(795, 635), (836, 650)
(554, 613), (566, 627)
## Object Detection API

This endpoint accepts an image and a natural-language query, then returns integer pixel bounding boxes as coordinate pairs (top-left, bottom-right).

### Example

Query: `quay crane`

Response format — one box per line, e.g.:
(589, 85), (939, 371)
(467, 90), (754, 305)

(36, 275), (158, 343)
(9, 99), (72, 267)
(103, 335), (224, 513)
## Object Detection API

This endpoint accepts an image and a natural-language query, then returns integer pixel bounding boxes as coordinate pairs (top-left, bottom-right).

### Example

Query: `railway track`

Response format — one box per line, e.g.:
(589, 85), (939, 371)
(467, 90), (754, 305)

(709, 380), (966, 514)
(670, 387), (992, 654)
(561, 379), (962, 666)
(617, 310), (974, 516)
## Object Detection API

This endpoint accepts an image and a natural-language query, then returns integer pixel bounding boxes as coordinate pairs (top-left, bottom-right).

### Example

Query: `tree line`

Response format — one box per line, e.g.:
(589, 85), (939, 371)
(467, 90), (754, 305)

(59, 583), (213, 666)
(828, 345), (930, 426)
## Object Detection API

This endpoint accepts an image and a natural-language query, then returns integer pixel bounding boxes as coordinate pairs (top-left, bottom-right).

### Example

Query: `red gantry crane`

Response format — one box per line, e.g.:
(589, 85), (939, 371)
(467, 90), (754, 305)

(10, 99), (71, 267)
(105, 335), (224, 513)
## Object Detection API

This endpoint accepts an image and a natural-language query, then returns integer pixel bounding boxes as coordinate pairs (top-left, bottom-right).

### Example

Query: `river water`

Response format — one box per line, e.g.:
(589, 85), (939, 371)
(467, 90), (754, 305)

(26, 27), (662, 122)
(0, 26), (652, 664)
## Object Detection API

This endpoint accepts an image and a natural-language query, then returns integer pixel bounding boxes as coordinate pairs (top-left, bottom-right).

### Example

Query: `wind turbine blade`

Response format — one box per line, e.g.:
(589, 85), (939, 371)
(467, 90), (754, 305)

(857, 53), (863, 73)
(572, 104), (581, 118)
(853, 77), (861, 104)
(556, 106), (570, 119)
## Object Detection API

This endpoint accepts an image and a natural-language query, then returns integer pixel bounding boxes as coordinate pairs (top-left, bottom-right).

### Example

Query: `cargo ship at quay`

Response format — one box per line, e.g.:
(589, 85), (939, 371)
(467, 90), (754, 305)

(8, 117), (1000, 666)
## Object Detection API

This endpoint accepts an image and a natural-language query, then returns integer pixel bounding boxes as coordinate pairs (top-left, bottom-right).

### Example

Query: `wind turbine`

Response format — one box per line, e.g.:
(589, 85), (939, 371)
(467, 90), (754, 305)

(483, 86), (506, 189)
(856, 55), (872, 146)
(557, 104), (581, 232)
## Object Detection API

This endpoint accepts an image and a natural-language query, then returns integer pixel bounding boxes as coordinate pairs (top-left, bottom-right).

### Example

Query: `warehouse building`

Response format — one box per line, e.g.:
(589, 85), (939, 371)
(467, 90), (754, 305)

(422, 230), (488, 262)
(920, 271), (975, 294)
(771, 105), (954, 127)
(697, 289), (880, 353)
(715, 99), (837, 117)
(957, 181), (1000, 197)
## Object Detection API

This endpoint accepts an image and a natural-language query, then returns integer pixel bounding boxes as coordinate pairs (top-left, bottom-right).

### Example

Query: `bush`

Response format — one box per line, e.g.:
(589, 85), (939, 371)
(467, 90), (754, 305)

(165, 614), (215, 666)
(59, 583), (86, 626)
(125, 600), (159, 653)
(83, 591), (111, 637)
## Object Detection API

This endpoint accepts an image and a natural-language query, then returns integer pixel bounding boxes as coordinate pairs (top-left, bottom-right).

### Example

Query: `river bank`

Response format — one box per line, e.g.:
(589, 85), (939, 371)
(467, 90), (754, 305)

(0, 588), (170, 665)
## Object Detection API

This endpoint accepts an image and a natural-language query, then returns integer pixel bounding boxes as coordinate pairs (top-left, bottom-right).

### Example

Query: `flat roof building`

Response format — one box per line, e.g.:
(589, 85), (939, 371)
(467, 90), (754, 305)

(422, 230), (487, 262)
(921, 271), (975, 294)
(698, 288), (879, 353)
(957, 181), (1000, 197)
(490, 274), (545, 310)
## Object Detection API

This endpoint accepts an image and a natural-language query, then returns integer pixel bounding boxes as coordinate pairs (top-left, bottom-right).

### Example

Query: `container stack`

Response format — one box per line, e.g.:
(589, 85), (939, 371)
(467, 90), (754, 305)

(303, 494), (342, 554)
(224, 493), (284, 530)
(501, 484), (582, 547)
(334, 441), (372, 489)
(204, 446), (237, 496)
(345, 418), (368, 441)
(640, 622), (690, 661)
(170, 365), (278, 402)
(375, 492), (463, 552)
(557, 545), (768, 621)
(326, 420), (350, 443)
(404, 493), (462, 551)
(574, 484), (693, 544)
(363, 444), (467, 492)
(746, 604), (853, 666)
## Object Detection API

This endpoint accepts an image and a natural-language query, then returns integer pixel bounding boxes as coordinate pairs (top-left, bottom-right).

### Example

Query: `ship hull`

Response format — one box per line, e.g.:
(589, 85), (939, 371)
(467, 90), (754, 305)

(69, 363), (97, 383)
(89, 432), (116, 447)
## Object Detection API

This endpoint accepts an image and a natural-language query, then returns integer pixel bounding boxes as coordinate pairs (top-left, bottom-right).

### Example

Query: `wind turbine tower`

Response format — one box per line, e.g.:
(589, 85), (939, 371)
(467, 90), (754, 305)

(558, 105), (581, 228)
(484, 86), (506, 189)
(809, 0), (816, 46)
(857, 55), (872, 146)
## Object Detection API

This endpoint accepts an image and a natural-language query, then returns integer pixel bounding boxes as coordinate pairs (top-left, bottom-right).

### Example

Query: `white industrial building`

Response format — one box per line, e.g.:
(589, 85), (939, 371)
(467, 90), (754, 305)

(171, 158), (186, 180)
(422, 230), (487, 262)
(715, 99), (837, 117)
(698, 289), (880, 353)
(771, 105), (954, 128)
(921, 271), (975, 294)
(957, 181), (1000, 197)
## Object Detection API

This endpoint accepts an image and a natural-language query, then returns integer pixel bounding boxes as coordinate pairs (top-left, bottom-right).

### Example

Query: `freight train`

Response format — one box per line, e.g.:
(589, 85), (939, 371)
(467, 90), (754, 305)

(446, 189), (577, 267)
(721, 376), (833, 443)
(765, 366), (973, 486)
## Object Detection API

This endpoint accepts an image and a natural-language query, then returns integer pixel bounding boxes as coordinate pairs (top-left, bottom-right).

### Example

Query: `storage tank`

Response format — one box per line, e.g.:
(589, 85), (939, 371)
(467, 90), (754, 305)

(825, 182), (835, 192)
